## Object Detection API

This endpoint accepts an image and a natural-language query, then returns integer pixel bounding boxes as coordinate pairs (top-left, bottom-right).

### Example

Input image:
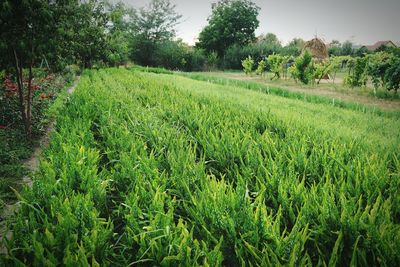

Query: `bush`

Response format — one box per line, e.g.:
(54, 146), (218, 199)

(344, 57), (368, 87)
(255, 59), (267, 76)
(384, 57), (400, 92)
(289, 51), (315, 84)
(267, 54), (284, 80)
(242, 56), (254, 75)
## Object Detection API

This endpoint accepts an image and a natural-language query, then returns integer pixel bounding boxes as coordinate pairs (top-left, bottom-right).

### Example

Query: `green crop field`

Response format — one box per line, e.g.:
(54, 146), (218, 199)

(2, 68), (399, 266)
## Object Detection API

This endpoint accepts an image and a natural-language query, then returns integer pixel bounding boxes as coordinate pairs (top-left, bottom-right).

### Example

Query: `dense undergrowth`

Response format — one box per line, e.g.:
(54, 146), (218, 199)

(1, 68), (399, 266)
(0, 71), (74, 211)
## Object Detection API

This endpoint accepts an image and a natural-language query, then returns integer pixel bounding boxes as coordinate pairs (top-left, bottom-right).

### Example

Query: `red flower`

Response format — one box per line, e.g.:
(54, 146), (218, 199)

(0, 125), (6, 129)
(39, 93), (48, 100)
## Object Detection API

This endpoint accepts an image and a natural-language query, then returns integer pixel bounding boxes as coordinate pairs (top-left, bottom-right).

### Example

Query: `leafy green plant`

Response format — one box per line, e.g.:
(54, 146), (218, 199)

(289, 51), (315, 84)
(267, 54), (284, 80)
(242, 56), (254, 75)
(344, 57), (368, 87)
(255, 59), (266, 76)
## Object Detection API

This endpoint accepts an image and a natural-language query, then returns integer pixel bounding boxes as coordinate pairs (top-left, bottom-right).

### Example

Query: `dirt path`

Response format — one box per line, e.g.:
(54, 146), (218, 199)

(213, 72), (400, 112)
(0, 76), (80, 252)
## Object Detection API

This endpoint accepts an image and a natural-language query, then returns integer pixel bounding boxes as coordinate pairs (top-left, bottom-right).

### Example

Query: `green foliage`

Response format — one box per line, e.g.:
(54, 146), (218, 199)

(255, 59), (267, 76)
(345, 57), (368, 87)
(289, 51), (315, 84)
(314, 60), (333, 84)
(267, 54), (284, 80)
(384, 57), (400, 92)
(341, 40), (354, 56)
(130, 0), (182, 67)
(367, 52), (393, 90)
(3, 69), (399, 265)
(0, 72), (70, 210)
(281, 38), (305, 57)
(241, 56), (254, 75)
(197, 0), (260, 56)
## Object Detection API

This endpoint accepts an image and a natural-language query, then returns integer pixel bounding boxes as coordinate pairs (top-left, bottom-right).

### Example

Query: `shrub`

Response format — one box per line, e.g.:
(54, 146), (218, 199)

(255, 59), (267, 76)
(344, 57), (368, 87)
(242, 56), (254, 75)
(267, 54), (284, 80)
(289, 51), (315, 84)
(384, 57), (400, 92)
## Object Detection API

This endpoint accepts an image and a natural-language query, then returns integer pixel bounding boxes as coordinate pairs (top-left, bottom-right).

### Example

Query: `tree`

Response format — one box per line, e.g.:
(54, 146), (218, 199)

(267, 54), (284, 80)
(242, 56), (254, 75)
(197, 0), (260, 57)
(281, 38), (305, 57)
(105, 2), (136, 66)
(289, 51), (315, 85)
(0, 0), (54, 139)
(341, 41), (354, 56)
(328, 40), (341, 57)
(130, 0), (182, 66)
(255, 59), (267, 76)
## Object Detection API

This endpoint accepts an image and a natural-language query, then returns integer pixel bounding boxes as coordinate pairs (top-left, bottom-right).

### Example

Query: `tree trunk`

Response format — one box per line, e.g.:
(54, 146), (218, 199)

(26, 62), (33, 140)
(13, 48), (29, 136)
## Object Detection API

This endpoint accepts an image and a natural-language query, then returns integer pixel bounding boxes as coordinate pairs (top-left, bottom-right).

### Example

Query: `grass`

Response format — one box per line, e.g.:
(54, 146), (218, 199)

(2, 68), (399, 266)
(179, 71), (400, 119)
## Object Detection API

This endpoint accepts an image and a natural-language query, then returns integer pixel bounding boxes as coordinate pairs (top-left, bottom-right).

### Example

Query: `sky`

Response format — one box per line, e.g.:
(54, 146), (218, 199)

(120, 0), (400, 46)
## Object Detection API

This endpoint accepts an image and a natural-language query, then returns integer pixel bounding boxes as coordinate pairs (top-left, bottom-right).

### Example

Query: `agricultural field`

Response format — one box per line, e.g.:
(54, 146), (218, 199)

(1, 68), (399, 266)
(182, 71), (400, 112)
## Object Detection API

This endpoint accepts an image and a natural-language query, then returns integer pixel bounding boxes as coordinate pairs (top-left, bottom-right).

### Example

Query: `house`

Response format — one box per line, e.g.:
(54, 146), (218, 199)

(361, 40), (397, 52)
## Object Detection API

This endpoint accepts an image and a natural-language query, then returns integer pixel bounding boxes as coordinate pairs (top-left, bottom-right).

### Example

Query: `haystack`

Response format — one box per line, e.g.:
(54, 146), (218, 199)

(303, 38), (328, 61)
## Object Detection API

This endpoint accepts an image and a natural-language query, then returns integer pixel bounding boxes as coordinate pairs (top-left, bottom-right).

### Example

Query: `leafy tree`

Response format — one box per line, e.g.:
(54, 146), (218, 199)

(197, 0), (260, 57)
(242, 56), (254, 75)
(0, 0), (54, 139)
(344, 57), (368, 87)
(384, 57), (400, 92)
(341, 41), (354, 56)
(130, 0), (182, 66)
(289, 51), (315, 84)
(281, 38), (305, 57)
(257, 33), (282, 54)
(367, 52), (393, 91)
(153, 40), (189, 70)
(51, 0), (109, 69)
(314, 60), (332, 84)
(267, 54), (284, 80)
(329, 56), (350, 84)
(255, 59), (267, 76)
(104, 2), (136, 66)
(328, 40), (341, 57)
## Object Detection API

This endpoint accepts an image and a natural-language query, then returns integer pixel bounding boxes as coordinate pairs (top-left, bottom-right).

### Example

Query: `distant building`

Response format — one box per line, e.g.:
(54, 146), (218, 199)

(360, 40), (397, 52)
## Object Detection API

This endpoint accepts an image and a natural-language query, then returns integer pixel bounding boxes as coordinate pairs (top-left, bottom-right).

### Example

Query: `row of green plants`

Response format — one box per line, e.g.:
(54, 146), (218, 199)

(241, 51), (400, 92)
(2, 68), (399, 265)
(179, 72), (400, 119)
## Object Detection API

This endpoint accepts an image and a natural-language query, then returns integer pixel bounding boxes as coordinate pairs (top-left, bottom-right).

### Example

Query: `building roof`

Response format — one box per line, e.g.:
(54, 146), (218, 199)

(363, 41), (397, 51)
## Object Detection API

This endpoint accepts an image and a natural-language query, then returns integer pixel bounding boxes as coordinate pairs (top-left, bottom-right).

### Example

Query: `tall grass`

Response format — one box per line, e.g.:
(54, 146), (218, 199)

(2, 68), (399, 266)
(179, 72), (400, 119)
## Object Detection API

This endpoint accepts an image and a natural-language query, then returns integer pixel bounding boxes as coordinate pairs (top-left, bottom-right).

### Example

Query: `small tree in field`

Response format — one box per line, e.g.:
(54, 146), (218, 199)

(314, 60), (332, 84)
(384, 57), (400, 93)
(242, 56), (254, 75)
(289, 51), (315, 84)
(255, 59), (266, 76)
(344, 57), (368, 87)
(267, 54), (284, 80)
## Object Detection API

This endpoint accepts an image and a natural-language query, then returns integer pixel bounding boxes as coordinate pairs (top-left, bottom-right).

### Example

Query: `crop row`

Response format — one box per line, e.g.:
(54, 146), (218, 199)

(2, 68), (399, 266)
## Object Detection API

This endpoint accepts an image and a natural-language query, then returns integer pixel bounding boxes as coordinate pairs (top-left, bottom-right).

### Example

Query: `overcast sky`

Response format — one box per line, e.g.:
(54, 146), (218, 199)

(120, 0), (400, 46)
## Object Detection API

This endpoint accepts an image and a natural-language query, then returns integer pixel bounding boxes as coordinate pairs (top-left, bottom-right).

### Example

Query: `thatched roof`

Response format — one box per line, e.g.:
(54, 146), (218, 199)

(303, 38), (328, 60)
